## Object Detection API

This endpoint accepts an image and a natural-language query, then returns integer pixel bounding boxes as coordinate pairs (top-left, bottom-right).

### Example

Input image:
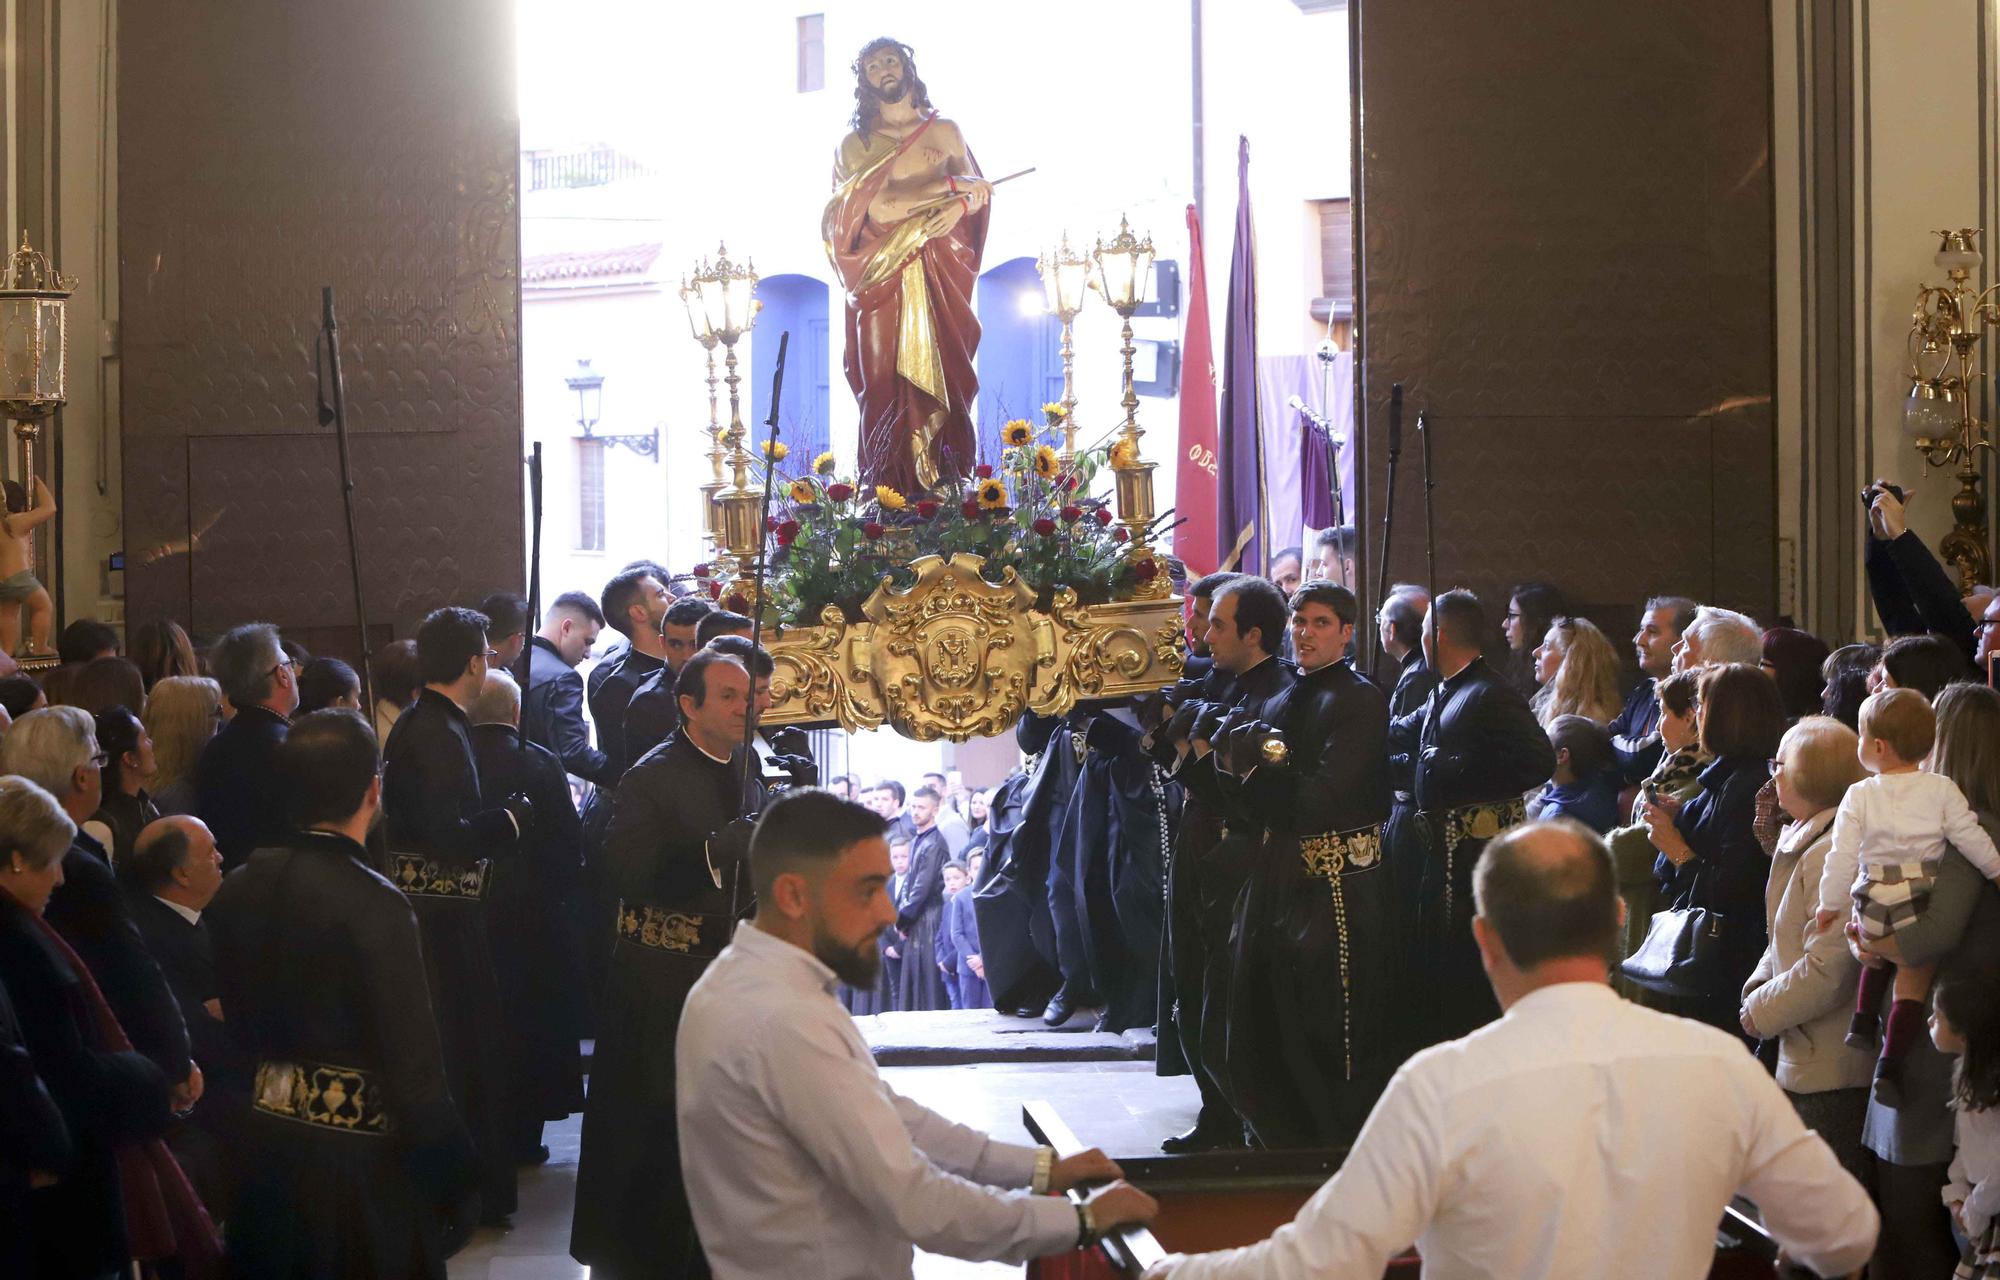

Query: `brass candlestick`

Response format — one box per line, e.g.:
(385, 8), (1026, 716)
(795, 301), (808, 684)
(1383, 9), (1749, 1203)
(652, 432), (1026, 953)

(1903, 228), (2000, 588)
(1093, 216), (1167, 599)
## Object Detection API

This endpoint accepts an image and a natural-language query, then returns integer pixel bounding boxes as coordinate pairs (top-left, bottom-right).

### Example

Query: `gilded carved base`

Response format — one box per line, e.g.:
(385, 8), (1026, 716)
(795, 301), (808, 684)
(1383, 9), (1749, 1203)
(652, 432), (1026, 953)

(763, 552), (1186, 742)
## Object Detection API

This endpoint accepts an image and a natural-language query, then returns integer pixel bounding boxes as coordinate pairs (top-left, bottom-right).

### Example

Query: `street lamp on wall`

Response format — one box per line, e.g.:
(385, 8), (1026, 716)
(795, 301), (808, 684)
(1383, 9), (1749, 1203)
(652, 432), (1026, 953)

(566, 358), (657, 460)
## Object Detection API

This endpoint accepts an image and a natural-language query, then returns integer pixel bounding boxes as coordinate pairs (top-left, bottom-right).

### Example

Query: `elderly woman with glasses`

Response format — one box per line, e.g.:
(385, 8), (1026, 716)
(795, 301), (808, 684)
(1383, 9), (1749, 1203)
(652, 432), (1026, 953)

(0, 774), (181, 1278)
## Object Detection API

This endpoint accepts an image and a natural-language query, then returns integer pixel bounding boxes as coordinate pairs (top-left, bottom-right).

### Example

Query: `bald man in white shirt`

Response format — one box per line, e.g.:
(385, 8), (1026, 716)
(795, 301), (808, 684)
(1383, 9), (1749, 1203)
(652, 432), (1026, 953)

(678, 789), (1157, 1280)
(1145, 818), (1879, 1280)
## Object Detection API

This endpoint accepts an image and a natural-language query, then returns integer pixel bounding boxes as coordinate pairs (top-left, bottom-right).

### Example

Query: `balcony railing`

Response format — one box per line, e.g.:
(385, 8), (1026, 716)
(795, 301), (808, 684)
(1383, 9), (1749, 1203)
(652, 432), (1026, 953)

(524, 146), (652, 192)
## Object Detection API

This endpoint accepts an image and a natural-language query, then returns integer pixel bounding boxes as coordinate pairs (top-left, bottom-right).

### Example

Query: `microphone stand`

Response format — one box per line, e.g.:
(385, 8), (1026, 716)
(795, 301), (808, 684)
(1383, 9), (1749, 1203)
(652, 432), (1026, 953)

(1372, 383), (1404, 669)
(315, 287), (375, 710)
(729, 330), (789, 920)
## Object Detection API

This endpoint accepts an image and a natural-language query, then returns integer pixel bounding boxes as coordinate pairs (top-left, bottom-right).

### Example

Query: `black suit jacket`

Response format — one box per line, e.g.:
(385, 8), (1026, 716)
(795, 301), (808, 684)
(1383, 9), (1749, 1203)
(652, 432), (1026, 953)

(194, 704), (292, 870)
(523, 637), (614, 786)
(123, 892), (247, 1090)
(1226, 658), (1390, 836)
(42, 833), (190, 1082)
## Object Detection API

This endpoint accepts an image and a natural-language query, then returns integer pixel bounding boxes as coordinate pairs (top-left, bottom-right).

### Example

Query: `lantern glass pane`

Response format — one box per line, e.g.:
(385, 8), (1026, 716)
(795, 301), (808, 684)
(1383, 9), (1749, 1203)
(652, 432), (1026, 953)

(0, 298), (65, 407)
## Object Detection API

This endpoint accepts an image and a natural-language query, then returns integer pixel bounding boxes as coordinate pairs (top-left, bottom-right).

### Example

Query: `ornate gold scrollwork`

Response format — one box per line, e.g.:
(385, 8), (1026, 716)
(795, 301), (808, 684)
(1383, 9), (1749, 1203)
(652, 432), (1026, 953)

(761, 551), (1186, 743)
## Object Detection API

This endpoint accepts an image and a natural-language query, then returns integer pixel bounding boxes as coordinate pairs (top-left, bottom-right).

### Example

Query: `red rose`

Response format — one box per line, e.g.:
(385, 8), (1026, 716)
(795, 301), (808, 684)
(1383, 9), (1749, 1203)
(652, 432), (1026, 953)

(706, 580), (723, 599)
(1134, 557), (1159, 582)
(1113, 526), (1130, 544)
(765, 515), (779, 532)
(1092, 507), (1113, 527)
(1060, 504), (1083, 522)
(863, 521), (885, 539)
(775, 519), (800, 547)
(962, 498), (981, 518)
(975, 464), (994, 479)
(692, 562), (712, 578)
(826, 482), (855, 502)
(916, 500), (940, 519)
(1061, 474), (1080, 492)
(1032, 517), (1058, 536)
(724, 592), (750, 613)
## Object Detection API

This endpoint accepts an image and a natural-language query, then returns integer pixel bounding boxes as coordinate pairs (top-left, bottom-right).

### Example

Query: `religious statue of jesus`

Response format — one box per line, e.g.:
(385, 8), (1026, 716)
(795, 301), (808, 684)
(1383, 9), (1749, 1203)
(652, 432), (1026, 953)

(823, 37), (993, 496)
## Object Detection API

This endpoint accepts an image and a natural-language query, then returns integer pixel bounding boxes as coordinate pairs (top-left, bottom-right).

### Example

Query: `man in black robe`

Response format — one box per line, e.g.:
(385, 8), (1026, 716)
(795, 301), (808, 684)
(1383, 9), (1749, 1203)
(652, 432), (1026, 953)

(1375, 584), (1437, 972)
(1146, 574), (1294, 1152)
(1212, 582), (1392, 1147)
(617, 596), (720, 766)
(522, 591), (615, 790)
(585, 565), (673, 780)
(1052, 707), (1177, 1034)
(210, 709), (477, 1279)
(467, 670), (586, 1165)
(571, 648), (763, 1280)
(383, 607), (529, 1225)
(971, 711), (1081, 1020)
(893, 786), (953, 1011)
(1387, 589), (1556, 1049)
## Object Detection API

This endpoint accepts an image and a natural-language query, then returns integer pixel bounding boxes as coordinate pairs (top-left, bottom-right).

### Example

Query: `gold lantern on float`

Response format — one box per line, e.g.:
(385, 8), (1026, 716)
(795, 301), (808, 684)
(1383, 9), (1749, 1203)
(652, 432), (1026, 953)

(1093, 216), (1168, 599)
(679, 264), (727, 558)
(687, 244), (761, 601)
(1036, 233), (1093, 463)
(1903, 228), (2000, 589)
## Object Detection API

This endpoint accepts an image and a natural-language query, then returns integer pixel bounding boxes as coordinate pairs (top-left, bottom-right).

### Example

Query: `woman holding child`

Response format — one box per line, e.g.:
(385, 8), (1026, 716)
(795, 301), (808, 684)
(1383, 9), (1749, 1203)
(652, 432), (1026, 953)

(1738, 716), (1871, 1179)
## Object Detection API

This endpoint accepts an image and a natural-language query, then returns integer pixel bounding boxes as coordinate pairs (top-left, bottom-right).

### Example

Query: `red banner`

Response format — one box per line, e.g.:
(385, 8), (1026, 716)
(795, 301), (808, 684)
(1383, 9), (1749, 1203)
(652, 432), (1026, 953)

(1173, 202), (1220, 578)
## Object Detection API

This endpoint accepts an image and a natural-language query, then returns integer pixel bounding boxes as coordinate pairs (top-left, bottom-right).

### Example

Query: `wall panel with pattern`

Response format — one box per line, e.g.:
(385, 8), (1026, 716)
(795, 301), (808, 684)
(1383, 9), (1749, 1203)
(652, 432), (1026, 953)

(1353, 1), (1776, 638)
(120, 0), (522, 653)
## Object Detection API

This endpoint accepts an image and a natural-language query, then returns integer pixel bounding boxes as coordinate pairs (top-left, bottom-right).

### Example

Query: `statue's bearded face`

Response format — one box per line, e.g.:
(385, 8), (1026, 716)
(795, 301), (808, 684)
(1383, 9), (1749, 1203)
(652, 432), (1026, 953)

(861, 50), (907, 103)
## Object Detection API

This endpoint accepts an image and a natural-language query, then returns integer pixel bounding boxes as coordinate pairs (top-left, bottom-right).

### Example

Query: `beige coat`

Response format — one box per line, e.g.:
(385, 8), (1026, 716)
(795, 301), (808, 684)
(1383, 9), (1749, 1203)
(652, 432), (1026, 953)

(1740, 809), (1874, 1094)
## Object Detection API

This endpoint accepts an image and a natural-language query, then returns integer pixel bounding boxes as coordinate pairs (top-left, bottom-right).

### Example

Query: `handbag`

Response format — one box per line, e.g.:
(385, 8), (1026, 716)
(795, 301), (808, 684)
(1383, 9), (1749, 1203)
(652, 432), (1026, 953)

(1619, 864), (1732, 999)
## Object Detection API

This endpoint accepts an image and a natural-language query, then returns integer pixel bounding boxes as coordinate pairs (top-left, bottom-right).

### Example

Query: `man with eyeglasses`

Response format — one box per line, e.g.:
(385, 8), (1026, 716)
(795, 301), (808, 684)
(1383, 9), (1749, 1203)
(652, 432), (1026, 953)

(194, 622), (302, 871)
(383, 606), (535, 1226)
(1976, 594), (2000, 680)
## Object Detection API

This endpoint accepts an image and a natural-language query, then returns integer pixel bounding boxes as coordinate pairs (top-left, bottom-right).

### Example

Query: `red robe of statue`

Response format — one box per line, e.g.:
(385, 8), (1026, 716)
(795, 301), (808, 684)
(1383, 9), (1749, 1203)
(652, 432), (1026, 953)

(823, 113), (990, 497)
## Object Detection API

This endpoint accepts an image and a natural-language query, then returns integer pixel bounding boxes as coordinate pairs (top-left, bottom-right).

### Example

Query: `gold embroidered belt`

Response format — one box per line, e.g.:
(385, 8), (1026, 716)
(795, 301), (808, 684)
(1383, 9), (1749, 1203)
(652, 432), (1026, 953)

(1439, 798), (1527, 849)
(390, 854), (491, 900)
(616, 899), (727, 959)
(253, 1058), (390, 1135)
(1427, 798), (1527, 925)
(1298, 825), (1382, 1082)
(1298, 827), (1383, 879)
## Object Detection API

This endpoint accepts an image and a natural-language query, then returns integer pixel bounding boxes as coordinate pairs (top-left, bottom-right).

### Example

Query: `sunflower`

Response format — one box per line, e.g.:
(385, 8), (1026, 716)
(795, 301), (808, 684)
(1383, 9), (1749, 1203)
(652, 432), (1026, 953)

(975, 478), (1009, 510)
(1109, 437), (1138, 468)
(761, 440), (788, 461)
(813, 451), (837, 475)
(875, 485), (907, 512)
(788, 479), (816, 504)
(1042, 401), (1067, 426)
(1031, 445), (1060, 479)
(1001, 419), (1033, 447)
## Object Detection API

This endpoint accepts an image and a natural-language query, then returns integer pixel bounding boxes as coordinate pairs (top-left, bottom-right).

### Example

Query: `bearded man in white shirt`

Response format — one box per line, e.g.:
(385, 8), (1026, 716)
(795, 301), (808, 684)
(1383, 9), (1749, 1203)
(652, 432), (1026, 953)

(678, 788), (1158, 1279)
(1144, 818), (1880, 1280)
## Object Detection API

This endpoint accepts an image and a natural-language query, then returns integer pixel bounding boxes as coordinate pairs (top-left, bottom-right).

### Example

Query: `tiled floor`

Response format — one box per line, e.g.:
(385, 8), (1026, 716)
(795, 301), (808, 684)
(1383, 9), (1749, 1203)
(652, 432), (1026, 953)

(447, 1051), (1198, 1279)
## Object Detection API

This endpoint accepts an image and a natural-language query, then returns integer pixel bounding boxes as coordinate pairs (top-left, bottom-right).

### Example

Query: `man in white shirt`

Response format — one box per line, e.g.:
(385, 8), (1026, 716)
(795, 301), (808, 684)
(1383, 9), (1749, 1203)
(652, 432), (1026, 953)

(1144, 818), (1879, 1280)
(679, 788), (1157, 1279)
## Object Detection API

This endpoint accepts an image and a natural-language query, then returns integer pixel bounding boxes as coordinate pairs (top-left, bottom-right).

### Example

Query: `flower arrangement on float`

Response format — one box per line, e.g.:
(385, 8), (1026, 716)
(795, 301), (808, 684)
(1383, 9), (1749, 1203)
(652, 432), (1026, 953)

(705, 402), (1169, 628)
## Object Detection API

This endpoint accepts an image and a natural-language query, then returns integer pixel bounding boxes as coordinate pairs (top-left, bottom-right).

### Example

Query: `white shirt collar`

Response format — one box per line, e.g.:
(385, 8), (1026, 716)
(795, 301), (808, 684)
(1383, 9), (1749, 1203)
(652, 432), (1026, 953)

(736, 918), (841, 994)
(687, 732), (733, 765)
(1500, 979), (1618, 1020)
(155, 895), (202, 926)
